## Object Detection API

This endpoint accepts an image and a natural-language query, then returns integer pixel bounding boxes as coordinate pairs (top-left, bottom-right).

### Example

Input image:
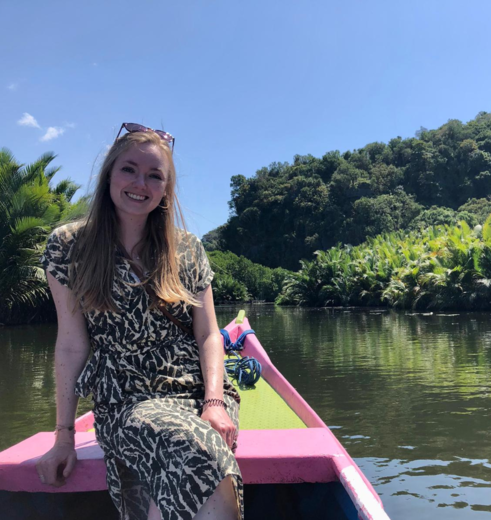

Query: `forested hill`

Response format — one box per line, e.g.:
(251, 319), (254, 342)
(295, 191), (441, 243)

(203, 112), (491, 271)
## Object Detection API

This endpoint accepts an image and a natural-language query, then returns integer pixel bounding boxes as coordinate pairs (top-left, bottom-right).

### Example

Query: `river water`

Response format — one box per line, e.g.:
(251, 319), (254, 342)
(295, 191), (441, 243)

(1, 306), (490, 519)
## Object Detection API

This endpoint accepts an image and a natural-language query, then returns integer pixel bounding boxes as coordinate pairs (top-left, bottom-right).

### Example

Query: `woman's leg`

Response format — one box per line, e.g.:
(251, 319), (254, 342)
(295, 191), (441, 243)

(194, 475), (239, 520)
(146, 476), (238, 520)
(147, 498), (162, 520)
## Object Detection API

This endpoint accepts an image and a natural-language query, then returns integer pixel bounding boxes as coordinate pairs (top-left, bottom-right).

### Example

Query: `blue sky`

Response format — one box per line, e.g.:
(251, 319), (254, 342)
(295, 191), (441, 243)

(2, 0), (491, 237)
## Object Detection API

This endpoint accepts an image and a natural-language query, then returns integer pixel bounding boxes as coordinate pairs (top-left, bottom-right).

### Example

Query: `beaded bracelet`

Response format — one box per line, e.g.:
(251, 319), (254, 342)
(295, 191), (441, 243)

(202, 398), (227, 410)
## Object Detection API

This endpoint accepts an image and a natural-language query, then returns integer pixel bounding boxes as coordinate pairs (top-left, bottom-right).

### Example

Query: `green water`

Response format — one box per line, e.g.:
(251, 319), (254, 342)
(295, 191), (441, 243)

(1, 306), (491, 519)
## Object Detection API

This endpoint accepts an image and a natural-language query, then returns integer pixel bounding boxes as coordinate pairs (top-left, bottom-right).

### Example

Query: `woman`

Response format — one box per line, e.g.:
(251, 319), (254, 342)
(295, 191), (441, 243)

(36, 124), (243, 520)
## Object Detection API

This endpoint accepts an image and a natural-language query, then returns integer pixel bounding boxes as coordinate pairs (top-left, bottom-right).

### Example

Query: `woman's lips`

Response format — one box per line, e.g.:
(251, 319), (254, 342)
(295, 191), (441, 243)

(125, 191), (149, 202)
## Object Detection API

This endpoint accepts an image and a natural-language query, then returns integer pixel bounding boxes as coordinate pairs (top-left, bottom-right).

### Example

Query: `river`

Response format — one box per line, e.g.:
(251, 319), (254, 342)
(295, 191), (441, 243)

(1, 306), (490, 519)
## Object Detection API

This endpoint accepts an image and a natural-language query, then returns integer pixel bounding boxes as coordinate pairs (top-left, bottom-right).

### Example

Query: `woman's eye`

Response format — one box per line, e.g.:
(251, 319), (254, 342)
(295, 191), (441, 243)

(122, 166), (135, 174)
(150, 174), (163, 180)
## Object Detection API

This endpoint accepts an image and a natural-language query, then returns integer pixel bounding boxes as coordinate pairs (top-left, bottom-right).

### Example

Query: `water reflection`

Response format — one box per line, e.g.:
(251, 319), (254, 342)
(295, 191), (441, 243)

(216, 306), (491, 517)
(0, 324), (92, 450)
(1, 307), (491, 518)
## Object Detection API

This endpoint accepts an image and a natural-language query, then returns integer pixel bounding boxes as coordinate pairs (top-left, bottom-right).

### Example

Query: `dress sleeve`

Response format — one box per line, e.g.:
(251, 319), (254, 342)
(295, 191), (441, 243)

(40, 227), (73, 287)
(194, 236), (214, 293)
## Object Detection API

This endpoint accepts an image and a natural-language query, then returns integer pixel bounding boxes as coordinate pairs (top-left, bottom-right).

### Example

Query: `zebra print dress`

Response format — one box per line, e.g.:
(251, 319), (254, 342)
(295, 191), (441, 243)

(41, 223), (243, 520)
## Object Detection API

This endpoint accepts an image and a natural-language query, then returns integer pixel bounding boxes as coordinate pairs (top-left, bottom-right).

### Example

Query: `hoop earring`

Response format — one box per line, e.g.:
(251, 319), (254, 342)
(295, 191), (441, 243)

(159, 197), (169, 210)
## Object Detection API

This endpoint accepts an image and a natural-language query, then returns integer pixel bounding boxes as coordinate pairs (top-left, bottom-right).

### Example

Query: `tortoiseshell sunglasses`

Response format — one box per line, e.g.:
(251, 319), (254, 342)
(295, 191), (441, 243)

(115, 123), (175, 152)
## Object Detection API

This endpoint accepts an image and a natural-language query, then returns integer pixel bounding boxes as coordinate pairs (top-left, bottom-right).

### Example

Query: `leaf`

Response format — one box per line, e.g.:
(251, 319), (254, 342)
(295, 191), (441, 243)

(482, 213), (491, 243)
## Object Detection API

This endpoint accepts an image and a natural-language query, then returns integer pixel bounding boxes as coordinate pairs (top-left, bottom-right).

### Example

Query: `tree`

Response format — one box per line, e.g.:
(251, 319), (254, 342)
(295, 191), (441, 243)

(228, 175), (247, 216)
(348, 190), (422, 244)
(0, 149), (81, 324)
(218, 111), (491, 270)
(329, 161), (370, 205)
(458, 198), (491, 224)
(202, 225), (226, 252)
(370, 163), (404, 195)
(208, 250), (291, 302)
(319, 151), (342, 183)
(408, 206), (476, 231)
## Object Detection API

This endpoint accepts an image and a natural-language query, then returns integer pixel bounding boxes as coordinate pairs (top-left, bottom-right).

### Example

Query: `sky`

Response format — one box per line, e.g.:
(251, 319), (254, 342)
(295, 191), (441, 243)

(1, 0), (491, 237)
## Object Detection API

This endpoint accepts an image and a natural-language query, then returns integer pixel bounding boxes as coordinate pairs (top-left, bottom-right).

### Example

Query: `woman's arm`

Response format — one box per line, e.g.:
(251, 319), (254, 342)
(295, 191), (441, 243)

(193, 285), (236, 448)
(36, 272), (91, 486)
(193, 285), (224, 400)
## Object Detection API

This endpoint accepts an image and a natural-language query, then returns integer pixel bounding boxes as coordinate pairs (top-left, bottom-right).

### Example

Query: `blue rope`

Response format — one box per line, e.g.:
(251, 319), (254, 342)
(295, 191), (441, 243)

(221, 328), (255, 353)
(224, 352), (262, 386)
(220, 329), (262, 386)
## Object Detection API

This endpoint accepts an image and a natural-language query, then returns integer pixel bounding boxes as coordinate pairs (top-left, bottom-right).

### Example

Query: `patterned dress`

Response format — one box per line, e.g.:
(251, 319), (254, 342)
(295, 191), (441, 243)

(41, 223), (243, 520)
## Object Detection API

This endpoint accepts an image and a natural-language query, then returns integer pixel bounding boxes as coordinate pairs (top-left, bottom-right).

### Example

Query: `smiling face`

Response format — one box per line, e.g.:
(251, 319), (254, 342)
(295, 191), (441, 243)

(109, 142), (169, 221)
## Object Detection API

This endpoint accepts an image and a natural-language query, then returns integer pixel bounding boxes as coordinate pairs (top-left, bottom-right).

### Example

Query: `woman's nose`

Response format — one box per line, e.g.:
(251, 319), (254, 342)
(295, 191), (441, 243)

(132, 173), (146, 187)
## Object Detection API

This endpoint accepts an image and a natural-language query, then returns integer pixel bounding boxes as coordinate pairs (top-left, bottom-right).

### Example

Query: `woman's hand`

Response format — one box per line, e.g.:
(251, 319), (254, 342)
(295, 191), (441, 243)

(35, 443), (77, 487)
(201, 406), (237, 449)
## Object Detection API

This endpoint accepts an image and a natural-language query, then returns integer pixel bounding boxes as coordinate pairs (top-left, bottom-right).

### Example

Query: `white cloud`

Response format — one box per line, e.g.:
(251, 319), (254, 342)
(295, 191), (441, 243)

(18, 113), (40, 128)
(40, 127), (65, 142)
(7, 83), (17, 91)
(17, 114), (75, 141)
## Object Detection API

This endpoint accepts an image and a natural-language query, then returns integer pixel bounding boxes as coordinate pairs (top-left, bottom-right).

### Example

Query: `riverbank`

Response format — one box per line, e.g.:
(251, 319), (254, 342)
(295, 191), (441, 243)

(277, 220), (491, 312)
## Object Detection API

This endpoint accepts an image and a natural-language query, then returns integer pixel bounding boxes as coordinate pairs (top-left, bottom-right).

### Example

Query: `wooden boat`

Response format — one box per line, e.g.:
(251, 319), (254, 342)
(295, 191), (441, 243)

(0, 312), (390, 520)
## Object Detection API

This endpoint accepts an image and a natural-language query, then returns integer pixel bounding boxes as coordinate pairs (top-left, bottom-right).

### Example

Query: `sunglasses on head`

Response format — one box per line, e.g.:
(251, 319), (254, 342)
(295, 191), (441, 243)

(115, 123), (175, 152)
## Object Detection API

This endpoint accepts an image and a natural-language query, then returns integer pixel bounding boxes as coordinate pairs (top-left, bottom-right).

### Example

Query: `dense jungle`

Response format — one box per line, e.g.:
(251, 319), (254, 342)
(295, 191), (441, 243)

(205, 112), (491, 269)
(3, 112), (491, 324)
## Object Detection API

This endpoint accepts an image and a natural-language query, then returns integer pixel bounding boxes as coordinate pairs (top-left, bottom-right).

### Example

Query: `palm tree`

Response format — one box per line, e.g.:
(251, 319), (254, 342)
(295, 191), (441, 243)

(0, 148), (82, 324)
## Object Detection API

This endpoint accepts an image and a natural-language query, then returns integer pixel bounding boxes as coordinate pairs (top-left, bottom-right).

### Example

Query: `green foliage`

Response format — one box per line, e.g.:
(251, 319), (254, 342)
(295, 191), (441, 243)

(202, 224), (226, 252)
(220, 168), (330, 270)
(408, 206), (477, 231)
(212, 274), (249, 303)
(369, 163), (404, 195)
(278, 220), (491, 311)
(482, 214), (491, 243)
(212, 112), (491, 271)
(349, 190), (422, 243)
(0, 148), (82, 324)
(60, 195), (90, 223)
(209, 250), (291, 303)
(458, 198), (491, 224)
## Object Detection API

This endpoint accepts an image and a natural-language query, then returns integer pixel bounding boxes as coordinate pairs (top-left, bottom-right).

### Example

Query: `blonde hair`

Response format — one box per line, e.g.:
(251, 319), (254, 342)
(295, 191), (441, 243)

(69, 131), (199, 312)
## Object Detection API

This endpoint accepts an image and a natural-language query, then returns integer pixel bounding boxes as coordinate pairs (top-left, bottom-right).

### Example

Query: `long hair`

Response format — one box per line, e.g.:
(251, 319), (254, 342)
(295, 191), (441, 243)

(69, 131), (199, 312)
